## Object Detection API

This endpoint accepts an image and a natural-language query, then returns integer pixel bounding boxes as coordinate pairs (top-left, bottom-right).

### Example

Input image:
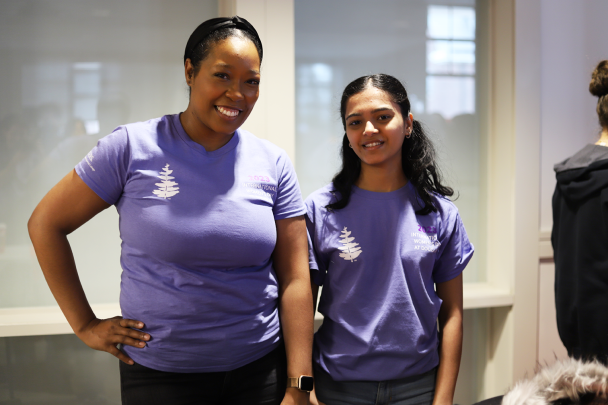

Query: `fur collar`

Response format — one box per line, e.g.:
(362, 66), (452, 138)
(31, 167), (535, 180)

(502, 358), (608, 405)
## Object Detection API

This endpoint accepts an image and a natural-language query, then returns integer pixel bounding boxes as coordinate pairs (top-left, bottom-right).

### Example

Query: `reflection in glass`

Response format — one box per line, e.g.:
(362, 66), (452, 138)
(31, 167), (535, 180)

(0, 1), (217, 308)
(427, 5), (476, 40)
(426, 75), (475, 119)
(427, 40), (476, 75)
(295, 0), (482, 283)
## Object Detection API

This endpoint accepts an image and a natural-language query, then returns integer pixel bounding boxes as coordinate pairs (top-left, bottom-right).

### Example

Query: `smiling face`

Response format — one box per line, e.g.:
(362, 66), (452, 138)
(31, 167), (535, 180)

(344, 85), (413, 171)
(182, 35), (260, 149)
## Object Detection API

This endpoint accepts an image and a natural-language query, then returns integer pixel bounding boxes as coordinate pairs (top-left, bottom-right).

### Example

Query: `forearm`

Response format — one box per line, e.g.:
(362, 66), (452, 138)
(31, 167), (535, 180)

(27, 171), (147, 364)
(29, 220), (96, 335)
(273, 216), (314, 404)
(280, 276), (314, 377)
(432, 313), (463, 405)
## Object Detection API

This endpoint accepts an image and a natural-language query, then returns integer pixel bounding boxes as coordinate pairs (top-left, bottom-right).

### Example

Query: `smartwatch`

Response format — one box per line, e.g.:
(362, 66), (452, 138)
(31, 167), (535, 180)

(286, 375), (314, 392)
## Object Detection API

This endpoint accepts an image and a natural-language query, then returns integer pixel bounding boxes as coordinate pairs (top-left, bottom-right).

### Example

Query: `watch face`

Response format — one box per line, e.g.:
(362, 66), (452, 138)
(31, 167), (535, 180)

(299, 376), (314, 392)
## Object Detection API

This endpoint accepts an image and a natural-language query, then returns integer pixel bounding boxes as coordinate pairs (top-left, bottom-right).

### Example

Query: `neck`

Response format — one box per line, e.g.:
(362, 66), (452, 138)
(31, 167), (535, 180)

(179, 109), (233, 152)
(356, 162), (407, 193)
(597, 128), (608, 146)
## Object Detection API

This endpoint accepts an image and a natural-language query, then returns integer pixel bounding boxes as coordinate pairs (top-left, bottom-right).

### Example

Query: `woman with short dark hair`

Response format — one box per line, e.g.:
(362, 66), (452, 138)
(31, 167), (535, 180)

(28, 16), (313, 405)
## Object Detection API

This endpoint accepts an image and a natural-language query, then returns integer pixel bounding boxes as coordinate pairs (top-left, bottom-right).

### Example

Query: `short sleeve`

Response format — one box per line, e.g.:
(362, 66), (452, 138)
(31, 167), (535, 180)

(75, 127), (130, 205)
(305, 199), (327, 286)
(432, 210), (474, 283)
(273, 152), (306, 220)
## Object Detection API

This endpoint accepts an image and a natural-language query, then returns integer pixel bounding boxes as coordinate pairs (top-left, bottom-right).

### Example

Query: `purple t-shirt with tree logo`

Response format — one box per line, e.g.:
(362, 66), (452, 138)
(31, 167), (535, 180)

(306, 183), (473, 381)
(76, 114), (305, 373)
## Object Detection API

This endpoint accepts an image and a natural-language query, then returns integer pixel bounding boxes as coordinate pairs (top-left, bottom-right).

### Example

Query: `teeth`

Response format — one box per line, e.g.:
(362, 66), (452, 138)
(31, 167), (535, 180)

(216, 106), (240, 117)
(364, 142), (382, 148)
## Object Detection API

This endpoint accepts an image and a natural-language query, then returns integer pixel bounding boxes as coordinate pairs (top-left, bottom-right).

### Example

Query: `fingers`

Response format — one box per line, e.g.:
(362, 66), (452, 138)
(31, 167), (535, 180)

(118, 317), (145, 330)
(108, 344), (135, 365)
(117, 335), (148, 348)
(81, 317), (151, 354)
(115, 317), (151, 344)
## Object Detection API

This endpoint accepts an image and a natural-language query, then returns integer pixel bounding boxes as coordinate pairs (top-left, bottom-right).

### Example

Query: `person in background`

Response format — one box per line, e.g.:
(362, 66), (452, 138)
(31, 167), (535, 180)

(552, 59), (608, 366)
(28, 16), (313, 405)
(306, 74), (473, 405)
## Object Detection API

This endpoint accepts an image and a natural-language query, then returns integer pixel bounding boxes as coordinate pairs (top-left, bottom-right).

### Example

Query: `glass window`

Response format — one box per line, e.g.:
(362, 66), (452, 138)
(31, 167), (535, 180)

(427, 5), (476, 40)
(295, 0), (484, 283)
(0, 0), (217, 308)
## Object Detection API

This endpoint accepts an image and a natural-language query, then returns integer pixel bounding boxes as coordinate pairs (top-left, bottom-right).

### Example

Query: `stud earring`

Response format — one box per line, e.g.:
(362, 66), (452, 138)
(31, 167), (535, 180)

(349, 143), (353, 148)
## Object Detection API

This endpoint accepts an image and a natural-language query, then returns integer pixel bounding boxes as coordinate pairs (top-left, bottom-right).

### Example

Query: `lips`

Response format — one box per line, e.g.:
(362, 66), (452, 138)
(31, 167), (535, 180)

(215, 105), (241, 118)
(362, 140), (384, 148)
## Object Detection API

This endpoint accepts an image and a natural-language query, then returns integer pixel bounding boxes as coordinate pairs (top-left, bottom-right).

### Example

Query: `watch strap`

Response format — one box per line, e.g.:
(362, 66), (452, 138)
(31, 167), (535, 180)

(287, 377), (300, 389)
(286, 375), (314, 392)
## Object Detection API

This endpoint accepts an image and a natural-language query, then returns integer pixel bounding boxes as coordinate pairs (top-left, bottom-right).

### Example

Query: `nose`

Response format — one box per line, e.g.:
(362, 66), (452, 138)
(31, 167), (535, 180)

(226, 82), (244, 102)
(363, 121), (378, 136)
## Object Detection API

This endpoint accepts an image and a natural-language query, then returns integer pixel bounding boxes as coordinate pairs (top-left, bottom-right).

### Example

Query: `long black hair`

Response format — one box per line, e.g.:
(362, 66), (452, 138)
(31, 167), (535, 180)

(327, 74), (453, 215)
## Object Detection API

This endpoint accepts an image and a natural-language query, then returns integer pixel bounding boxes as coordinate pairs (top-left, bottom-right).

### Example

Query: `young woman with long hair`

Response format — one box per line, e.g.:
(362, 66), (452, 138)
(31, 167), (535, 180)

(306, 74), (473, 405)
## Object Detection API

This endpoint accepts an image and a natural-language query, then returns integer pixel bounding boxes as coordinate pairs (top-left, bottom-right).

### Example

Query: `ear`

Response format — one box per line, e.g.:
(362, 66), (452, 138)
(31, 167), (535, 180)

(184, 59), (194, 86)
(407, 112), (414, 128)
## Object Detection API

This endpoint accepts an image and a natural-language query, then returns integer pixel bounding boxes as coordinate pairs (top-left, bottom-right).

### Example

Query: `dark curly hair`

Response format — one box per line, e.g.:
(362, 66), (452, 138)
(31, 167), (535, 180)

(327, 74), (453, 215)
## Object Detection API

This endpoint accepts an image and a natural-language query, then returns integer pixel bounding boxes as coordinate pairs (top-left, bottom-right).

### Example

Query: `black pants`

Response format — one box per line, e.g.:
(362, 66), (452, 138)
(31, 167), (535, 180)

(119, 344), (287, 405)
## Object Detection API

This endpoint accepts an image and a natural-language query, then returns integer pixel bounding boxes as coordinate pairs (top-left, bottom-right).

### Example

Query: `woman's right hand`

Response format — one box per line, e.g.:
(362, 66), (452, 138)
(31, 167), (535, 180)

(77, 316), (150, 365)
(309, 388), (325, 405)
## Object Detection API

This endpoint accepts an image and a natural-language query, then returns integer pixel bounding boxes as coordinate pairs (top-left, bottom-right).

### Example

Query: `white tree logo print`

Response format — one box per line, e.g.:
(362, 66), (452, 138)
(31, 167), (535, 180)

(153, 164), (180, 198)
(338, 227), (362, 262)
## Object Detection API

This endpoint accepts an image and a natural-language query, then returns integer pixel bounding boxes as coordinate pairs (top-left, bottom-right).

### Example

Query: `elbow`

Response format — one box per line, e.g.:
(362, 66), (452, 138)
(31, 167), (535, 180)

(27, 207), (42, 241)
(28, 204), (55, 242)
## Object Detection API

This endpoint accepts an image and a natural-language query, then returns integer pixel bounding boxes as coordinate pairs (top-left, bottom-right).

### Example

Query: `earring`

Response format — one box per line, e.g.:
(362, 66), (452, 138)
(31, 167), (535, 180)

(405, 128), (412, 139)
(349, 143), (353, 148)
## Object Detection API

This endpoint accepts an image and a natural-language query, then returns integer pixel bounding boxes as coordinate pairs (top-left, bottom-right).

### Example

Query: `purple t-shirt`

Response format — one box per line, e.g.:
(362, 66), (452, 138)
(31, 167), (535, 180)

(76, 114), (305, 373)
(306, 183), (473, 381)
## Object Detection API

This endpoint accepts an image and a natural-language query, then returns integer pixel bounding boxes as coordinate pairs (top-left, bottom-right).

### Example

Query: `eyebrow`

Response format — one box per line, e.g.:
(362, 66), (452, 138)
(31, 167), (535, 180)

(345, 107), (393, 121)
(214, 62), (260, 75)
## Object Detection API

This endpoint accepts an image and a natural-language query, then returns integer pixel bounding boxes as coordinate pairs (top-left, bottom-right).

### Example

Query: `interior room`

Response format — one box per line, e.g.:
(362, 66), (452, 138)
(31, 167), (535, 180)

(1, 0), (607, 404)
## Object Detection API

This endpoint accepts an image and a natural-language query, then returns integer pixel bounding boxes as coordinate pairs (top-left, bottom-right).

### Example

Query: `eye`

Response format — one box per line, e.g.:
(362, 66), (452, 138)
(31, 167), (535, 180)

(377, 114), (392, 121)
(247, 78), (260, 86)
(347, 120), (361, 126)
(214, 72), (229, 80)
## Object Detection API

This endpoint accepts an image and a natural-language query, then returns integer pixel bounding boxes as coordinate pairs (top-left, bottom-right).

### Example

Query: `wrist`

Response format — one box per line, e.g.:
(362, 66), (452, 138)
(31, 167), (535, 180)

(285, 387), (310, 400)
(74, 316), (99, 337)
(287, 375), (314, 392)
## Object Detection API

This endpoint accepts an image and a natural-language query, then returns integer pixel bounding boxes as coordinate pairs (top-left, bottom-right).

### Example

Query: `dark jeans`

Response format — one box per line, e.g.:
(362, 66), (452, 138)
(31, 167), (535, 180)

(314, 363), (436, 405)
(119, 344), (287, 405)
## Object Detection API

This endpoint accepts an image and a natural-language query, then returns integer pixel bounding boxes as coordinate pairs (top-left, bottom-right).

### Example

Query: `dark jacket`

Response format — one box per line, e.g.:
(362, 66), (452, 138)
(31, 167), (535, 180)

(552, 144), (608, 363)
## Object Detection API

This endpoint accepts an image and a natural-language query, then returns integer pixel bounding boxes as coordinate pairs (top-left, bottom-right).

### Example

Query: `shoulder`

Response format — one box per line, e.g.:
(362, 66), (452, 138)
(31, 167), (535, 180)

(305, 184), (337, 212)
(237, 128), (286, 158)
(433, 193), (457, 212)
(429, 192), (461, 224)
(97, 116), (167, 146)
(122, 115), (171, 140)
